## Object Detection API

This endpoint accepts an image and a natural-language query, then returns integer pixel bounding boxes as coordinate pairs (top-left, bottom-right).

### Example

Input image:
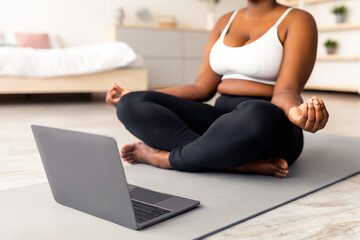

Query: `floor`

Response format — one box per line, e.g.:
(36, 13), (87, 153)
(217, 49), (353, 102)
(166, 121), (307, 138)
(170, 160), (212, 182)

(0, 91), (359, 239)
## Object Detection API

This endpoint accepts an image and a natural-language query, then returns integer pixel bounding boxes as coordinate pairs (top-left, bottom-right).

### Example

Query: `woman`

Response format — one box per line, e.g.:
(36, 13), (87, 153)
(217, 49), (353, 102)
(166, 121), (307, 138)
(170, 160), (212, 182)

(106, 0), (329, 178)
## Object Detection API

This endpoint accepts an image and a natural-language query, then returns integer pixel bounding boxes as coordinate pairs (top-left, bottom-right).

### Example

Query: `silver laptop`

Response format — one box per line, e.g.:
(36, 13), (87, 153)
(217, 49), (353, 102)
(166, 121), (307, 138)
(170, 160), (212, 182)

(31, 125), (200, 230)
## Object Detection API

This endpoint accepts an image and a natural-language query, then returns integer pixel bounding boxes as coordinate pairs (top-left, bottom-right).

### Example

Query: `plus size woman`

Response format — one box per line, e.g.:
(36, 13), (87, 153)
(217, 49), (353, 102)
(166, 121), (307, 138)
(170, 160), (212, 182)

(106, 0), (329, 178)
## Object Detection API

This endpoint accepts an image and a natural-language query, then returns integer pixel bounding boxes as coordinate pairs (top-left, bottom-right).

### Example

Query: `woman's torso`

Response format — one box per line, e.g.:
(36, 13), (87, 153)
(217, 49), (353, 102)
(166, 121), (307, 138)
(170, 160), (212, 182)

(211, 6), (293, 97)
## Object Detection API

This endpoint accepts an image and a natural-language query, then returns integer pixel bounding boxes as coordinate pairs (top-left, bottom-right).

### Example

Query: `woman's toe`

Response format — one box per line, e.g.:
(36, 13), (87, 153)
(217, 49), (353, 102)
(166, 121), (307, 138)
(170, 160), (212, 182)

(275, 172), (283, 178)
(275, 158), (288, 170)
(279, 168), (289, 174)
(122, 156), (132, 161)
(123, 144), (134, 152)
(275, 172), (286, 178)
(121, 145), (134, 157)
(128, 159), (138, 165)
(276, 168), (289, 177)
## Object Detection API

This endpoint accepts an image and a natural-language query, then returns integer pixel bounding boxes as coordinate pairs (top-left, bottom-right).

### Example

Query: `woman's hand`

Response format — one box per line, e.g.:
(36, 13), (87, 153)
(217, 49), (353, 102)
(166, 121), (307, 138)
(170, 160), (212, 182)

(105, 83), (132, 107)
(288, 96), (329, 133)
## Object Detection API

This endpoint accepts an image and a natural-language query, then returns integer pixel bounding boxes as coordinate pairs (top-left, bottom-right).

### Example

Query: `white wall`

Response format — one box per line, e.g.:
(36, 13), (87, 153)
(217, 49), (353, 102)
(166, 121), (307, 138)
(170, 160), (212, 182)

(303, 0), (360, 56)
(299, 0), (360, 91)
(0, 0), (246, 47)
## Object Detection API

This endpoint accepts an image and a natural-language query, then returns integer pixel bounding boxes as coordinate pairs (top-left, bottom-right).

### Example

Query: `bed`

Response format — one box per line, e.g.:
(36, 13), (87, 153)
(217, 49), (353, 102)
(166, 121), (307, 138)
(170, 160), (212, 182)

(0, 42), (148, 94)
(0, 68), (147, 94)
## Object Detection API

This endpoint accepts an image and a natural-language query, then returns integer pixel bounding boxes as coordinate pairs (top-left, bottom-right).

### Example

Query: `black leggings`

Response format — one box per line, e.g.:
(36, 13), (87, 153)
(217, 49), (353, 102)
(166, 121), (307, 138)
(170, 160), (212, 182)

(117, 91), (303, 172)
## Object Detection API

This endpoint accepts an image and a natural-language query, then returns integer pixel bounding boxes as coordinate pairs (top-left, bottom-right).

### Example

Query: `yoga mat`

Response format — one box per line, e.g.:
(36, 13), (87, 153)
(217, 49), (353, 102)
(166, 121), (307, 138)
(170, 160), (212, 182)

(1, 133), (359, 240)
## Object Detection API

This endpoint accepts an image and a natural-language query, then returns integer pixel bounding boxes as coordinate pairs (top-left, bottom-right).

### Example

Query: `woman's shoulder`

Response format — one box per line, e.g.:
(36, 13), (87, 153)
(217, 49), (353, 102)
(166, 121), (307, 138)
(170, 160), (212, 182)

(214, 9), (245, 33)
(217, 8), (246, 22)
(286, 7), (317, 29)
(216, 11), (235, 25)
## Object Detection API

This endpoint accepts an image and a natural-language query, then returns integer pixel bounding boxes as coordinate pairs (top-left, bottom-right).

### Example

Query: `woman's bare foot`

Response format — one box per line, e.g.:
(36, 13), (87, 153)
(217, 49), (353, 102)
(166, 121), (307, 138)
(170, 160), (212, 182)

(121, 142), (171, 169)
(228, 157), (289, 178)
(121, 143), (288, 177)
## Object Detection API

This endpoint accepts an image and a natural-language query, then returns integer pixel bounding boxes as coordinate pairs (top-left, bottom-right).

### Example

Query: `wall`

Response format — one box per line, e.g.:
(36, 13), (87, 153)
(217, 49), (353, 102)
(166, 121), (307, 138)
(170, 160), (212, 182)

(0, 0), (246, 47)
(304, 0), (360, 56)
(298, 0), (360, 91)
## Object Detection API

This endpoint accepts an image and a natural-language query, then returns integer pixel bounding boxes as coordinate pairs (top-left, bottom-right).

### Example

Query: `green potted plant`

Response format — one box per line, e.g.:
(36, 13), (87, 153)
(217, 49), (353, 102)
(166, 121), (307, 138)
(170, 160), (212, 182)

(324, 39), (338, 55)
(331, 5), (347, 24)
(199, 0), (221, 30)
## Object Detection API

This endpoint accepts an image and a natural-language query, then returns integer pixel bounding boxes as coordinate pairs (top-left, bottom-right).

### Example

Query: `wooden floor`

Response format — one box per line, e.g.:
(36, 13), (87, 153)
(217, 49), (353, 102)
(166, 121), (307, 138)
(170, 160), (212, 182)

(0, 91), (359, 239)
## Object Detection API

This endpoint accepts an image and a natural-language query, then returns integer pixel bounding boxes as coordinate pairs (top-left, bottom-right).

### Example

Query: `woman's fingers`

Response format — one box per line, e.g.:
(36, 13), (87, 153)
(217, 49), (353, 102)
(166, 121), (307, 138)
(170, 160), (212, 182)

(311, 96), (329, 131)
(112, 83), (124, 93)
(300, 96), (329, 133)
(300, 101), (308, 118)
(291, 96), (329, 133)
(287, 106), (306, 129)
(311, 97), (324, 132)
(105, 86), (120, 107)
(105, 88), (112, 104)
(319, 99), (329, 129)
(301, 101), (308, 126)
(105, 83), (131, 107)
(297, 103), (308, 128)
(304, 101), (315, 132)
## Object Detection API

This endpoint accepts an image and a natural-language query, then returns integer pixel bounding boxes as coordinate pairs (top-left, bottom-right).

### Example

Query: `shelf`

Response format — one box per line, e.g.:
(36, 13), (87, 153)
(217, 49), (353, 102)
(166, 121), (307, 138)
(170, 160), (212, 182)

(318, 23), (360, 32)
(304, 83), (359, 93)
(107, 24), (210, 41)
(110, 24), (210, 32)
(317, 55), (360, 61)
(285, 0), (340, 7)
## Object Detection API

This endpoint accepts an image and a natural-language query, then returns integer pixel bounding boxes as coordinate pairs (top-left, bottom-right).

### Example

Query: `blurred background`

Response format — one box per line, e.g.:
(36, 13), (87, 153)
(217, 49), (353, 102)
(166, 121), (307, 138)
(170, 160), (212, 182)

(0, 1), (359, 239)
(0, 0), (245, 47)
(0, 0), (359, 91)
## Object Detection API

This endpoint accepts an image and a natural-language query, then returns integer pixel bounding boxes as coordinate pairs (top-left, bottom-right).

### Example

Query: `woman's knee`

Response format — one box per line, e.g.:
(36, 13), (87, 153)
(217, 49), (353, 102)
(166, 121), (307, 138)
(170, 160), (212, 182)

(235, 99), (279, 113)
(233, 100), (286, 135)
(116, 91), (149, 124)
(234, 100), (303, 162)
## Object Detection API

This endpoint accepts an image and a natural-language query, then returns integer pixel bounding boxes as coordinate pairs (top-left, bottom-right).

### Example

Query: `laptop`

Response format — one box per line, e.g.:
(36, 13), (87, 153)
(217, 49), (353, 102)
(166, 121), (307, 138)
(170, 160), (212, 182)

(31, 125), (200, 230)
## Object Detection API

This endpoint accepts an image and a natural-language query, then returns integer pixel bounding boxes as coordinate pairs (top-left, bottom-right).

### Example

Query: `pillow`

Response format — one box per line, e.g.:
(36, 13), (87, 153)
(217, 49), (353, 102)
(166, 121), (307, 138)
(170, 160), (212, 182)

(15, 33), (51, 49)
(3, 32), (61, 48)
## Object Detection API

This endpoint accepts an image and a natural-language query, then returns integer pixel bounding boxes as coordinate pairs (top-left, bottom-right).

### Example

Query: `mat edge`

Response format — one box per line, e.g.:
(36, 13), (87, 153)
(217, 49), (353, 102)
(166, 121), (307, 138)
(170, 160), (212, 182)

(195, 171), (360, 240)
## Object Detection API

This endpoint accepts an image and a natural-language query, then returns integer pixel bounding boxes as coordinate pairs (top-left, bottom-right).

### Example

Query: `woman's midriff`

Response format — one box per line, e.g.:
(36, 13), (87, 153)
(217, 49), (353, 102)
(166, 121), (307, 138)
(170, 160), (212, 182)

(217, 79), (274, 98)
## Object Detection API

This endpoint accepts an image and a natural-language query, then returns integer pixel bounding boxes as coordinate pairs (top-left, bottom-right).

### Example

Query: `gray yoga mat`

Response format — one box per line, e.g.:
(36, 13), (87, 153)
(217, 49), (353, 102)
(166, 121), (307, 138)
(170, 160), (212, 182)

(1, 133), (360, 240)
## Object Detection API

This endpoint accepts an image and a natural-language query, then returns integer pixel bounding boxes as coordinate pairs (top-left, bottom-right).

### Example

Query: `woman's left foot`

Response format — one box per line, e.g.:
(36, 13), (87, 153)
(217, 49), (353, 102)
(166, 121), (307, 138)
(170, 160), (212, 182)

(120, 142), (171, 169)
(228, 157), (290, 178)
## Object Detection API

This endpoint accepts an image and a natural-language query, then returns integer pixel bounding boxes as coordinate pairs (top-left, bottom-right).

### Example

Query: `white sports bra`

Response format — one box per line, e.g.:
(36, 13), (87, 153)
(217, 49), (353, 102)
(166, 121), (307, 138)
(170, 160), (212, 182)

(210, 8), (293, 85)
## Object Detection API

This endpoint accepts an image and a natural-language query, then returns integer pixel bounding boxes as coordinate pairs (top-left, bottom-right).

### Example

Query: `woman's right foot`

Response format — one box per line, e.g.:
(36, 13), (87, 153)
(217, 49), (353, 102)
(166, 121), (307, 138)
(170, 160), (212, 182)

(120, 142), (171, 169)
(228, 157), (289, 178)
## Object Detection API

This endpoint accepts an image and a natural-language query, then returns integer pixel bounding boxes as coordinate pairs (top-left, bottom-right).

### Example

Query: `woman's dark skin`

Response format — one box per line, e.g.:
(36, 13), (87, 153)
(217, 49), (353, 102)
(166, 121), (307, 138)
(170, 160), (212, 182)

(106, 0), (329, 178)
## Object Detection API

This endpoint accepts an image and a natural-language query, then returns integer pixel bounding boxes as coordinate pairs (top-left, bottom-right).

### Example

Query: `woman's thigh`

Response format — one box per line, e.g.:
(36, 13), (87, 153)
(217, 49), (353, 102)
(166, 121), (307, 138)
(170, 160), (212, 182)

(169, 99), (303, 171)
(117, 91), (222, 150)
(216, 95), (303, 164)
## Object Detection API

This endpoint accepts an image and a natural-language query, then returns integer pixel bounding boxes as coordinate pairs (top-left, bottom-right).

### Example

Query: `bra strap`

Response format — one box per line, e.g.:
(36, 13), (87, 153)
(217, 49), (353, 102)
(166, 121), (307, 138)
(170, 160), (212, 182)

(221, 10), (239, 36)
(274, 8), (293, 27)
(227, 10), (239, 26)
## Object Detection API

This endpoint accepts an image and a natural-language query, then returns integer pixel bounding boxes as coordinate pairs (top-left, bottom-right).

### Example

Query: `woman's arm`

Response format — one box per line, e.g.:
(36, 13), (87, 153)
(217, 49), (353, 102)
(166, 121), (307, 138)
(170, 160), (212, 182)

(271, 9), (329, 133)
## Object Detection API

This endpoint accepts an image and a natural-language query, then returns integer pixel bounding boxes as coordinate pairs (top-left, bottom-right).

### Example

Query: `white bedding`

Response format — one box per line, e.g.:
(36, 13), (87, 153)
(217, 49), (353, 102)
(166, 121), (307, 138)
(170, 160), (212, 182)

(0, 42), (137, 77)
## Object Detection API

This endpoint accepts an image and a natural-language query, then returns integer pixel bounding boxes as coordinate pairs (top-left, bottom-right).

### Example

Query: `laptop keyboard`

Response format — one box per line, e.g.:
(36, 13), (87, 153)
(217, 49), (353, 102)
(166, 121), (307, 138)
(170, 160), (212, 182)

(131, 199), (171, 224)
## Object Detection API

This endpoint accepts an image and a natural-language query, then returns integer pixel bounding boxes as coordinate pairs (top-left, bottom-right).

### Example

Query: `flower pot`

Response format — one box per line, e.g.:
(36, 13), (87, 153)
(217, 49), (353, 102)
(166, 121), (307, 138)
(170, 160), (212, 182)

(206, 10), (215, 30)
(117, 8), (125, 25)
(326, 46), (337, 55)
(335, 13), (345, 24)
